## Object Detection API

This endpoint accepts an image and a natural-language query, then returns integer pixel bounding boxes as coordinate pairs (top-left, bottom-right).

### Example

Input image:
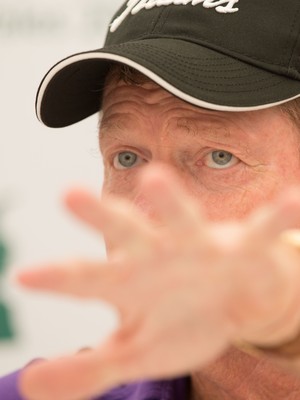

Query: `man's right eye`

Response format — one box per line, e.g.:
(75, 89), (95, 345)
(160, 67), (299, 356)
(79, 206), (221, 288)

(113, 151), (141, 169)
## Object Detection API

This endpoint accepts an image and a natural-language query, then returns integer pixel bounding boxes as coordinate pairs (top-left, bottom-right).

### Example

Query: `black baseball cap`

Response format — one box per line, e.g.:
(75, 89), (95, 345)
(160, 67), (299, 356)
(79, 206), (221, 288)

(36, 0), (300, 128)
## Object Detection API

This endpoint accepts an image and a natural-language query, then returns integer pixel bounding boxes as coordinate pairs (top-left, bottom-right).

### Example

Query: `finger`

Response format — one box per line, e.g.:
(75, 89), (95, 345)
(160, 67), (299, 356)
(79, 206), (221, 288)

(19, 334), (147, 400)
(19, 350), (113, 400)
(16, 260), (135, 304)
(19, 312), (228, 400)
(64, 189), (156, 257)
(245, 186), (300, 250)
(138, 164), (206, 234)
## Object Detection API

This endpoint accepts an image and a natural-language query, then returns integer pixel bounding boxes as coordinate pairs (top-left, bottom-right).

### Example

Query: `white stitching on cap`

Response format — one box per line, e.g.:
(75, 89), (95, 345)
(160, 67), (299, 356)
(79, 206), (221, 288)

(110, 0), (239, 33)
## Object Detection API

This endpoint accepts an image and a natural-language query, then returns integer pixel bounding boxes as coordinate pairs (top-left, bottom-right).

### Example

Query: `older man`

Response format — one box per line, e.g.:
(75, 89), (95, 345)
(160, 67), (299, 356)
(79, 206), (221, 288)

(2, 0), (300, 399)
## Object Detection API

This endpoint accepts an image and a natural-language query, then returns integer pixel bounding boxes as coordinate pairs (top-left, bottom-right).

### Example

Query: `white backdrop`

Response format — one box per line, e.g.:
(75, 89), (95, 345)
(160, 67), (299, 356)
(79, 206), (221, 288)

(0, 0), (123, 375)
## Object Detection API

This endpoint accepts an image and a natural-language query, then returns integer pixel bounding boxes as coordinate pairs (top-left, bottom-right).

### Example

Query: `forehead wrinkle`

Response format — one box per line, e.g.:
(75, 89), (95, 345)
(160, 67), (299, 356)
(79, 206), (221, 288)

(103, 80), (172, 111)
(101, 80), (256, 152)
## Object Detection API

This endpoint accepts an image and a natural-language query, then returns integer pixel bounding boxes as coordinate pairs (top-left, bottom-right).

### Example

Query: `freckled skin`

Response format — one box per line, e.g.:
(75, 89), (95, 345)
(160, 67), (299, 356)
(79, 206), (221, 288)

(100, 78), (300, 400)
(100, 79), (300, 222)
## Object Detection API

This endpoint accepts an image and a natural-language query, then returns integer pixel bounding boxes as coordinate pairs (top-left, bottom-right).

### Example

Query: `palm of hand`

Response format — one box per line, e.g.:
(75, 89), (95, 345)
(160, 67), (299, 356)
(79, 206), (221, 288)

(18, 165), (300, 400)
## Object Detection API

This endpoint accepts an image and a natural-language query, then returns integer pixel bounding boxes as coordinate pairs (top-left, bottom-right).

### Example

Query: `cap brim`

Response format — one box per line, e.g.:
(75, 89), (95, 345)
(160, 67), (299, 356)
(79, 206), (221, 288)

(36, 38), (300, 128)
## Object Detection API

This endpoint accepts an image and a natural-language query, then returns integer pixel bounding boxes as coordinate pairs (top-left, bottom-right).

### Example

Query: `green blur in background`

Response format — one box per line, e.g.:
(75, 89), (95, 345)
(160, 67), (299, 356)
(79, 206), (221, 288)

(0, 232), (15, 340)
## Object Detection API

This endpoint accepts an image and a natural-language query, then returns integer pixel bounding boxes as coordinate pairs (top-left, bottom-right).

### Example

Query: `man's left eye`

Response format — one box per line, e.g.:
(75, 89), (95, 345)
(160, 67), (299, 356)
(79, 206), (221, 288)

(205, 150), (239, 169)
(113, 151), (142, 170)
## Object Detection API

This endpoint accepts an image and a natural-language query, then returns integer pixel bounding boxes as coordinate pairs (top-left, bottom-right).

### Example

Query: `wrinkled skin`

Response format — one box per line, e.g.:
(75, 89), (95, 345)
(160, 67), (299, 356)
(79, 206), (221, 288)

(18, 79), (300, 400)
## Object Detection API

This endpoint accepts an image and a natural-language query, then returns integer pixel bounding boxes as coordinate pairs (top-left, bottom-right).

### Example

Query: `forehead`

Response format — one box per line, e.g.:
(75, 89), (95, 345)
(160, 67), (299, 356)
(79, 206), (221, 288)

(102, 78), (230, 135)
(102, 73), (176, 112)
(101, 79), (231, 140)
(101, 74), (282, 133)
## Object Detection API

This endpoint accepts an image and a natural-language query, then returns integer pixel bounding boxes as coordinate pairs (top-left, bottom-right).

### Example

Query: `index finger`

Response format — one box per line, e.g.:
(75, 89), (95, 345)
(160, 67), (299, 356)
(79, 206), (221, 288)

(65, 189), (156, 258)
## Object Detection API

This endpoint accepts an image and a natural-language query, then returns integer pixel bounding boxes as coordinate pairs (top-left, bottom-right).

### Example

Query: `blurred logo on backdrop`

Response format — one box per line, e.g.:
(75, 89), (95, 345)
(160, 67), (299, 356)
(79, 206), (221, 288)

(0, 0), (119, 39)
(0, 219), (15, 341)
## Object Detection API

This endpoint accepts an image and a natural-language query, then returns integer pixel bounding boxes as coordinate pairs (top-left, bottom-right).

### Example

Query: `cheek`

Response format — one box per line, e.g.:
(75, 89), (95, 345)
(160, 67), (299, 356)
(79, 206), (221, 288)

(187, 178), (283, 222)
(193, 160), (300, 222)
(186, 189), (252, 222)
(102, 167), (137, 199)
(200, 178), (299, 222)
(202, 193), (260, 221)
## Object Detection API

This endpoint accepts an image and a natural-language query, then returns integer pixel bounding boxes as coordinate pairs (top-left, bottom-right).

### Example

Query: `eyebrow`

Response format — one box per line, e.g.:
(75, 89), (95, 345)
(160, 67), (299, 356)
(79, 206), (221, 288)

(175, 116), (235, 145)
(100, 113), (133, 133)
(100, 119), (124, 133)
(99, 115), (137, 146)
(100, 113), (246, 150)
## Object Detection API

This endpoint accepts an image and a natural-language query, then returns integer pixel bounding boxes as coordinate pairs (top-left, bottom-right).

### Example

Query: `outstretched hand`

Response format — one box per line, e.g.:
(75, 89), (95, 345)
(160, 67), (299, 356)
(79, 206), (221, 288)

(17, 165), (300, 400)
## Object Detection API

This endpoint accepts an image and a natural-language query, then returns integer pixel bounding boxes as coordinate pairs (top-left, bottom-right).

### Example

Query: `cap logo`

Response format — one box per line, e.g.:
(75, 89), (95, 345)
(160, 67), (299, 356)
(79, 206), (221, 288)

(110, 0), (239, 32)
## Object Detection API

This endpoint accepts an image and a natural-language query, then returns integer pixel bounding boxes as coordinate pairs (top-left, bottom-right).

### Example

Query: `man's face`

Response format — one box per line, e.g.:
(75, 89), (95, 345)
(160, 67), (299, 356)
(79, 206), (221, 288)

(99, 77), (300, 227)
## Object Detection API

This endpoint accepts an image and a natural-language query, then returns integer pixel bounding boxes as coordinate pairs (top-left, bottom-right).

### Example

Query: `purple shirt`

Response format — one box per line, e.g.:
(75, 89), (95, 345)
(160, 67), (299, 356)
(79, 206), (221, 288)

(0, 368), (190, 400)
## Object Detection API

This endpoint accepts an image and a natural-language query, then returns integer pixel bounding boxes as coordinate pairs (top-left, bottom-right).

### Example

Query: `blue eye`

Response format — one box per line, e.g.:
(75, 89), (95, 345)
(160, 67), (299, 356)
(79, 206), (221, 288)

(212, 151), (232, 165)
(205, 150), (239, 169)
(113, 151), (139, 169)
